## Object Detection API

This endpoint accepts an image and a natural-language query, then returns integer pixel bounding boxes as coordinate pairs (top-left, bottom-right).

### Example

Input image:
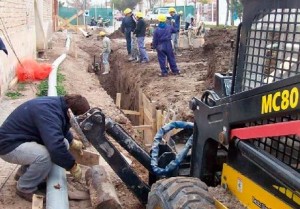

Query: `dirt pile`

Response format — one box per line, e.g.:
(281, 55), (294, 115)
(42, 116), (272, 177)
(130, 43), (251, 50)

(108, 28), (124, 39)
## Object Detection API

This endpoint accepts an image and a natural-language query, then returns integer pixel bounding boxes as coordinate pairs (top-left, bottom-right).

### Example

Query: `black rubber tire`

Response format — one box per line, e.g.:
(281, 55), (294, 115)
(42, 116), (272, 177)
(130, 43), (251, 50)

(147, 177), (215, 209)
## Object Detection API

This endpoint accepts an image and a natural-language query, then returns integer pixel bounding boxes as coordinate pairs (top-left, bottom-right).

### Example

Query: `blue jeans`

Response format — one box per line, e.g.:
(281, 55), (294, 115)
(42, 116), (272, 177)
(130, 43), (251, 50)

(171, 32), (179, 49)
(137, 37), (149, 61)
(0, 139), (69, 193)
(102, 52), (110, 64)
(0, 142), (52, 193)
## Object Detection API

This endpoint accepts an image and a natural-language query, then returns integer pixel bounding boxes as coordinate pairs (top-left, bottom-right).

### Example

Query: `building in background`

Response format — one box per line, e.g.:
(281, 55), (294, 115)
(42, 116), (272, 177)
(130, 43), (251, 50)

(0, 0), (55, 97)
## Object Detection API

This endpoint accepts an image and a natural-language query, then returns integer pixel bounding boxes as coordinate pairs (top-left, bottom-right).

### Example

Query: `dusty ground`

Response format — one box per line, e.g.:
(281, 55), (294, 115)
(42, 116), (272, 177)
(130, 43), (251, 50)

(0, 26), (243, 209)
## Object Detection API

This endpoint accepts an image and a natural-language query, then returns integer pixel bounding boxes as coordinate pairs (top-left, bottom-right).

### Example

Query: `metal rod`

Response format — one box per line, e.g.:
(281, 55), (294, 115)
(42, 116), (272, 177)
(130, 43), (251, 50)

(105, 118), (153, 173)
(235, 139), (300, 191)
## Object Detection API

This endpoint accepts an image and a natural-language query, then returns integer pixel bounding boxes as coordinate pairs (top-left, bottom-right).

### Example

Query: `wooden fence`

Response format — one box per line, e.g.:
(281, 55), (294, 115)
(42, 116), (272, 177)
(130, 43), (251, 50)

(116, 90), (178, 146)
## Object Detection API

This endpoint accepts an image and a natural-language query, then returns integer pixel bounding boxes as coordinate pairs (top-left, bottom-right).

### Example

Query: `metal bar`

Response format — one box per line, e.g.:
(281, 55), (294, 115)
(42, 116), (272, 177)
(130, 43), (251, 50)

(81, 111), (150, 204)
(235, 139), (300, 191)
(230, 22), (242, 95)
(231, 120), (300, 140)
(105, 118), (153, 172)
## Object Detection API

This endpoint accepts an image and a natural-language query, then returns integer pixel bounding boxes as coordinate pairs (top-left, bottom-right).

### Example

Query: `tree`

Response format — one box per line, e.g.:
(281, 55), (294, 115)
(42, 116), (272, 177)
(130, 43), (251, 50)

(66, 0), (92, 10)
(148, 0), (160, 9)
(111, 0), (142, 11)
(59, 0), (65, 7)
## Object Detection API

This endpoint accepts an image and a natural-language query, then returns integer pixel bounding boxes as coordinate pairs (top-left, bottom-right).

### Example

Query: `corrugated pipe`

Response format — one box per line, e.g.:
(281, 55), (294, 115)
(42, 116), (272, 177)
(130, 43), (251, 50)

(46, 32), (70, 209)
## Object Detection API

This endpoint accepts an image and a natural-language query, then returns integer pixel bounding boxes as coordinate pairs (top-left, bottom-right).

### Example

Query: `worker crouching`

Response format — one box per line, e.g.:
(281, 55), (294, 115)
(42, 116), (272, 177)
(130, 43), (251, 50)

(0, 94), (90, 201)
(99, 31), (111, 75)
(152, 14), (180, 77)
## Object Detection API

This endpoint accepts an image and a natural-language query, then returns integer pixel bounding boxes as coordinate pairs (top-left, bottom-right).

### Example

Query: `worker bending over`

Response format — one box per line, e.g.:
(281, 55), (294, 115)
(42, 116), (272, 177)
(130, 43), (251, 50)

(134, 12), (149, 63)
(99, 31), (111, 74)
(168, 7), (181, 55)
(152, 14), (180, 77)
(0, 94), (90, 201)
(121, 8), (136, 60)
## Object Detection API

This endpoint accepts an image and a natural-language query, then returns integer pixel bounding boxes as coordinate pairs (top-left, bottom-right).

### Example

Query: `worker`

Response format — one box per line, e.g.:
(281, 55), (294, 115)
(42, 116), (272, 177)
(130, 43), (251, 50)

(152, 14), (180, 77)
(90, 17), (97, 26)
(0, 94), (90, 201)
(99, 31), (111, 74)
(185, 13), (195, 30)
(134, 12), (149, 63)
(121, 8), (136, 60)
(168, 7), (181, 55)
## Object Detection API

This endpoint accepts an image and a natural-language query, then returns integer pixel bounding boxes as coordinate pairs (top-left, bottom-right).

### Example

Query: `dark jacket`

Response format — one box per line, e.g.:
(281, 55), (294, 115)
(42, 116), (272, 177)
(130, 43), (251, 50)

(134, 18), (146, 37)
(0, 96), (75, 170)
(167, 14), (180, 32)
(121, 15), (136, 33)
(152, 23), (176, 49)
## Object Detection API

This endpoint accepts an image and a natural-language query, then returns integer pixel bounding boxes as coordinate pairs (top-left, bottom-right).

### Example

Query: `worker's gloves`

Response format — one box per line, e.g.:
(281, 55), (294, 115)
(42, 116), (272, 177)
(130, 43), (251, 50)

(70, 139), (84, 155)
(70, 163), (82, 181)
(171, 19), (175, 23)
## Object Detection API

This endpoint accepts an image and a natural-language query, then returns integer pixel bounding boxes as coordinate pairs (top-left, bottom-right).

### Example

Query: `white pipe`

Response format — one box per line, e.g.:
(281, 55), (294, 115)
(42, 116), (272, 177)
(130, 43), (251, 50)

(46, 33), (70, 209)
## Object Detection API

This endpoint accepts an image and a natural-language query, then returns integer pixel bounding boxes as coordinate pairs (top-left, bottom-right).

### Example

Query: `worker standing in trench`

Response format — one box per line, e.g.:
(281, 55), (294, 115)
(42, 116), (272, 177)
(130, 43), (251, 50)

(99, 31), (111, 74)
(152, 14), (180, 77)
(121, 8), (136, 61)
(0, 94), (90, 201)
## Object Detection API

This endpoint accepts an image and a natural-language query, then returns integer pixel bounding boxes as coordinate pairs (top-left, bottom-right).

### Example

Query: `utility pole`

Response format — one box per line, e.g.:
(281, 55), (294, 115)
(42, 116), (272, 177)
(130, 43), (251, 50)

(84, 0), (87, 30)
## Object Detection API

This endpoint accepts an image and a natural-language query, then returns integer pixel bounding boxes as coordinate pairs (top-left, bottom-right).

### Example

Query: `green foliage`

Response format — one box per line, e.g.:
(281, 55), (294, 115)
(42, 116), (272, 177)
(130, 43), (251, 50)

(36, 71), (67, 96)
(5, 91), (23, 99)
(111, 0), (141, 11)
(198, 0), (213, 4)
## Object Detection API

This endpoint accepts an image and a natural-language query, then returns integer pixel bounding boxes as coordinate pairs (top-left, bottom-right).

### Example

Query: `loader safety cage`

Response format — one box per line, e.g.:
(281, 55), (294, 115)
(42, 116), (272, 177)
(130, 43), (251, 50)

(191, 1), (300, 208)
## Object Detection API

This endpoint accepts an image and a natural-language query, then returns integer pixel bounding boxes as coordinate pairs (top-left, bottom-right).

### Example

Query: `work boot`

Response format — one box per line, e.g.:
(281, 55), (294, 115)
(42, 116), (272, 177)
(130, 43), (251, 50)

(102, 64), (110, 75)
(16, 189), (45, 202)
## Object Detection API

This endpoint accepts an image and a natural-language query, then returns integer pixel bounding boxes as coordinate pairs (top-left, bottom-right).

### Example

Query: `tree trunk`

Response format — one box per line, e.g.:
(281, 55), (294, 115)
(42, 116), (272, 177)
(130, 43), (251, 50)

(85, 165), (122, 209)
(225, 0), (229, 25)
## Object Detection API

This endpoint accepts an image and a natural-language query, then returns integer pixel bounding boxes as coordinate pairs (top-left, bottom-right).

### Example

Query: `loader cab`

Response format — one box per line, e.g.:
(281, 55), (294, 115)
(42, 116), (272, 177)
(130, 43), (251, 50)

(190, 0), (300, 208)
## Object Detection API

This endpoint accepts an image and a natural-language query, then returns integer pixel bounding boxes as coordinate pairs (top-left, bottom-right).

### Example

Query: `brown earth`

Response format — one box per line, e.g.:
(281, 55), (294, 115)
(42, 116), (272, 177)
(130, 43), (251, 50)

(0, 27), (244, 209)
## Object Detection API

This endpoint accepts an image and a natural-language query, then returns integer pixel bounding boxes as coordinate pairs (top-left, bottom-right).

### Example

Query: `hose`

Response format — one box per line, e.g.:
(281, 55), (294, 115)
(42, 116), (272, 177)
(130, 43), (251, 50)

(151, 121), (194, 176)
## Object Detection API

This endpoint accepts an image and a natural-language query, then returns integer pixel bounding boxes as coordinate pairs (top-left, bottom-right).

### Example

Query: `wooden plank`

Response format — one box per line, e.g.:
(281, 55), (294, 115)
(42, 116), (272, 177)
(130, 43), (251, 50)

(144, 108), (154, 123)
(138, 89), (144, 126)
(116, 93), (121, 109)
(32, 194), (44, 209)
(142, 93), (156, 118)
(62, 10), (84, 27)
(156, 110), (162, 132)
(132, 125), (152, 130)
(122, 109), (140, 115)
(70, 149), (99, 166)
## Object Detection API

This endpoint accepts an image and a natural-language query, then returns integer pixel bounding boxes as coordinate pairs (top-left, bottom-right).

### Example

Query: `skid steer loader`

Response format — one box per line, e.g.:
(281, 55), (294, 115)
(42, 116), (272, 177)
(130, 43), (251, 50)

(74, 0), (300, 208)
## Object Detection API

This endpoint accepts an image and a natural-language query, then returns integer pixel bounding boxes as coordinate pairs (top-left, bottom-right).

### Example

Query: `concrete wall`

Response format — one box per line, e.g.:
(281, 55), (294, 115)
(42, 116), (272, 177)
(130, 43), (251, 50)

(0, 0), (53, 97)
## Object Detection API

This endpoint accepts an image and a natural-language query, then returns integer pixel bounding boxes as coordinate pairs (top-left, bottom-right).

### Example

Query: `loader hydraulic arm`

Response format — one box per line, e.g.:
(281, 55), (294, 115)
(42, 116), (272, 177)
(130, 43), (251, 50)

(76, 108), (151, 204)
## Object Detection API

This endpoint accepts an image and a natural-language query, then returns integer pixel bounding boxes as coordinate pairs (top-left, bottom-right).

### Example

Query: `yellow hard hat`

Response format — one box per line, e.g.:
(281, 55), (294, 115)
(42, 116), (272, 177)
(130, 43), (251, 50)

(124, 8), (132, 15)
(157, 14), (167, 22)
(168, 7), (176, 13)
(99, 31), (106, 36)
(136, 12), (144, 18)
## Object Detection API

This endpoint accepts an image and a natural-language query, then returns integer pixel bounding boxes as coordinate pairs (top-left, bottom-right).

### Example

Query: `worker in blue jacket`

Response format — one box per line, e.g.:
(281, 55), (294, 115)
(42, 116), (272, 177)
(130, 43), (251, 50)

(152, 14), (180, 77)
(0, 94), (90, 201)
(168, 7), (181, 55)
(121, 8), (136, 60)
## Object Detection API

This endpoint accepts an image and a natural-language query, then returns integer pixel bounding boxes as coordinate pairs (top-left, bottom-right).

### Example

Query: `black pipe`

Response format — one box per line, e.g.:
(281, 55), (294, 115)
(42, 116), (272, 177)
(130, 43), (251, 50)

(235, 139), (300, 191)
(105, 118), (153, 173)
(230, 23), (242, 95)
